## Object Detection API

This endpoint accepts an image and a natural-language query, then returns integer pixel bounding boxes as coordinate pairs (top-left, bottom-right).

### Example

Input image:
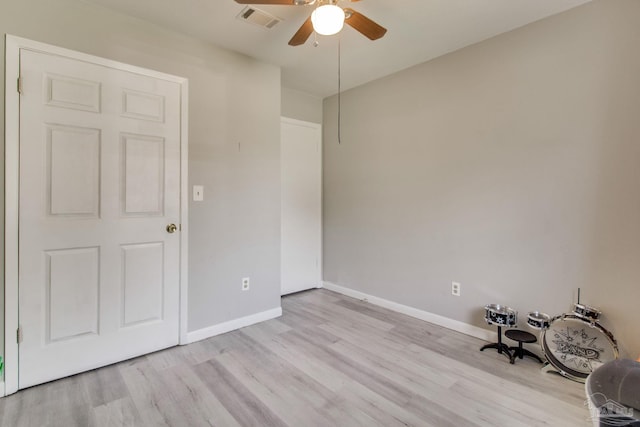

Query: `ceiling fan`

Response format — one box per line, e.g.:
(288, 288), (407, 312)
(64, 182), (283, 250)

(234, 0), (387, 46)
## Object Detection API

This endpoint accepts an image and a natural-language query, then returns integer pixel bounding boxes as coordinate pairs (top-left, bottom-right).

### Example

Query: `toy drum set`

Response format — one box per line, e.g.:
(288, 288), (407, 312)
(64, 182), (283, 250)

(481, 298), (619, 383)
(480, 304), (518, 361)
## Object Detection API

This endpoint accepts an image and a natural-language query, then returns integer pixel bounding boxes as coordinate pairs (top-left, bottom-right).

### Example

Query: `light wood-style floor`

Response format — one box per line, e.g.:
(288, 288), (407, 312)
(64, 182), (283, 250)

(0, 289), (590, 426)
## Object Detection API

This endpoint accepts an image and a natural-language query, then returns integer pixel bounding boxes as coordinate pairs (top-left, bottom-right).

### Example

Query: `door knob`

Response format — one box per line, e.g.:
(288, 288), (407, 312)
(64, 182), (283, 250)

(166, 223), (177, 233)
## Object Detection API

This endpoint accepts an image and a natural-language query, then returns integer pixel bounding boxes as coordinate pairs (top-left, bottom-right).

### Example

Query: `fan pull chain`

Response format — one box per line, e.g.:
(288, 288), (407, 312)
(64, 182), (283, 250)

(338, 37), (342, 144)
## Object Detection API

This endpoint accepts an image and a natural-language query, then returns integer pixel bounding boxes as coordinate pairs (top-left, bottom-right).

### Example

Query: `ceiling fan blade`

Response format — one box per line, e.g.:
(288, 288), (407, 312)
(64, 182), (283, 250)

(234, 0), (296, 5)
(344, 8), (387, 40)
(289, 16), (313, 46)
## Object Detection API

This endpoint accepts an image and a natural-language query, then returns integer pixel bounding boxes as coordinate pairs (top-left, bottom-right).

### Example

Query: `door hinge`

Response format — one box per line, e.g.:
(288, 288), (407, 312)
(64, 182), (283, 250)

(17, 76), (22, 94)
(17, 326), (23, 344)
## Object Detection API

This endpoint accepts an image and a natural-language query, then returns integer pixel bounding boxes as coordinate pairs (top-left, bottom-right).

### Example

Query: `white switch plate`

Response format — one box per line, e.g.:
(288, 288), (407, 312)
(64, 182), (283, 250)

(193, 185), (204, 201)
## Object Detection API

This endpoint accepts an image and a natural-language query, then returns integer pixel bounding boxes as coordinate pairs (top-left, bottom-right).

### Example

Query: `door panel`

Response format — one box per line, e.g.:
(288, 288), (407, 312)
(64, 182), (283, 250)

(47, 247), (100, 342)
(44, 72), (101, 113)
(121, 134), (165, 215)
(121, 88), (165, 122)
(47, 124), (101, 217)
(121, 242), (164, 326)
(18, 48), (182, 388)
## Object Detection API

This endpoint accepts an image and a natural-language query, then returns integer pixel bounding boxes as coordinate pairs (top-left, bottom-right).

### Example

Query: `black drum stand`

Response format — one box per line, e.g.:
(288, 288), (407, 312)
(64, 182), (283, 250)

(480, 325), (512, 361)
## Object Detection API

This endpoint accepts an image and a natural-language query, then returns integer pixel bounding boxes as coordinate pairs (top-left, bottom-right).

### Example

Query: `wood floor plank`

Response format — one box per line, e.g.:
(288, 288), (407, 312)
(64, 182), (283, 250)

(159, 364), (241, 427)
(450, 377), (587, 426)
(215, 350), (330, 427)
(1, 374), (93, 427)
(285, 293), (397, 332)
(193, 358), (288, 427)
(83, 363), (130, 408)
(279, 328), (479, 427)
(1, 288), (592, 426)
(251, 328), (441, 426)
(243, 328), (354, 392)
(317, 321), (459, 389)
(330, 338), (539, 427)
(119, 356), (197, 427)
(92, 397), (141, 427)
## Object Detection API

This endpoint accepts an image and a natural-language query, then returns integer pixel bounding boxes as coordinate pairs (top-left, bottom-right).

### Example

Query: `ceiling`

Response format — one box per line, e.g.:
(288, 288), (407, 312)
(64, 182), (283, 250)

(84, 0), (592, 98)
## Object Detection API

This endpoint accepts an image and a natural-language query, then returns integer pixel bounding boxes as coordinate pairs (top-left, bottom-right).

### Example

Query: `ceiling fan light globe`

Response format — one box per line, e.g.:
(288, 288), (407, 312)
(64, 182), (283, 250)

(311, 4), (345, 36)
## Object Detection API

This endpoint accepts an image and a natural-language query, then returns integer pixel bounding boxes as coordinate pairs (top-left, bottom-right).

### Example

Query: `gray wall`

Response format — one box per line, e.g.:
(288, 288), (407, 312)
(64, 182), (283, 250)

(282, 87), (323, 124)
(1, 0), (282, 367)
(323, 0), (640, 358)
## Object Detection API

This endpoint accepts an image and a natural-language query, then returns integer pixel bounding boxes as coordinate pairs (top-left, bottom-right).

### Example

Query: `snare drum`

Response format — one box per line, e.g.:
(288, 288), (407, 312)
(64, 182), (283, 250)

(572, 303), (601, 321)
(527, 311), (551, 330)
(484, 304), (517, 327)
(540, 314), (618, 382)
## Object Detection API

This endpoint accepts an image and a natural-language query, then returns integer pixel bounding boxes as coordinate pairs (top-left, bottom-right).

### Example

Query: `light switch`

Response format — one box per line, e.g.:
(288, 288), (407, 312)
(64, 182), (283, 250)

(193, 185), (204, 201)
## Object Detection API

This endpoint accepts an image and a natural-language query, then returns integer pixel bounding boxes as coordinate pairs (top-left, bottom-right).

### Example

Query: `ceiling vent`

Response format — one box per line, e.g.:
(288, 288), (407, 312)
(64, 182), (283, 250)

(237, 6), (282, 29)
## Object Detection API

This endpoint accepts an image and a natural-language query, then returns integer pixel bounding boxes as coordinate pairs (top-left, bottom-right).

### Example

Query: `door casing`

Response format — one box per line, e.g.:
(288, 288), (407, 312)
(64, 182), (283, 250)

(3, 35), (190, 397)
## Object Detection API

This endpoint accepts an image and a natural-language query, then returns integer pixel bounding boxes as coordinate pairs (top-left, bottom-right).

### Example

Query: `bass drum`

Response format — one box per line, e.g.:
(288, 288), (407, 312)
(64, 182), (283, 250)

(541, 314), (618, 382)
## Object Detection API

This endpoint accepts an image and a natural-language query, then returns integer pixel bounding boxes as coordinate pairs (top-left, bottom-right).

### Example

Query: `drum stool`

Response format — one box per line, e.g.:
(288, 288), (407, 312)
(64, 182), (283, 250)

(505, 329), (543, 364)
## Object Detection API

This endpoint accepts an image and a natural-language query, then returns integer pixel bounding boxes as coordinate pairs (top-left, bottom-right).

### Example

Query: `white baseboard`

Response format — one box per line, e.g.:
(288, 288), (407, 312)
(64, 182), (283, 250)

(0, 381), (4, 398)
(322, 281), (497, 343)
(185, 307), (282, 344)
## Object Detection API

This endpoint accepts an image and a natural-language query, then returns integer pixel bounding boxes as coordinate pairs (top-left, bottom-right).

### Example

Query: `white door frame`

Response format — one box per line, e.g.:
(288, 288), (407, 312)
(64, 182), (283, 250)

(3, 35), (190, 397)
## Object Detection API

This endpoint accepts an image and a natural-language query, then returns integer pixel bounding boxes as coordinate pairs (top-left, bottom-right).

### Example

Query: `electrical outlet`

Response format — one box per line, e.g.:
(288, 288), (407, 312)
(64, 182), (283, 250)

(451, 281), (461, 296)
(242, 277), (250, 291)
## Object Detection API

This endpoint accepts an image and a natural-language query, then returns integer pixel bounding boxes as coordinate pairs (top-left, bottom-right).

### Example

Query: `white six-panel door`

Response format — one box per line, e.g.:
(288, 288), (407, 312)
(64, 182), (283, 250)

(18, 48), (182, 388)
